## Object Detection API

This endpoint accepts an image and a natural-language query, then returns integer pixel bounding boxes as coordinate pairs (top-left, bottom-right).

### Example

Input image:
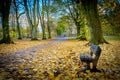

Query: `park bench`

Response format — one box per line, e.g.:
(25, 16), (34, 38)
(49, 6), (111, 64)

(80, 44), (101, 72)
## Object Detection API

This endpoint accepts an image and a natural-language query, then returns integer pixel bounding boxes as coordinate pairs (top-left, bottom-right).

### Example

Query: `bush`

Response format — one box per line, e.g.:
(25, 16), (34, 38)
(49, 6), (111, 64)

(10, 31), (18, 38)
(77, 27), (89, 40)
(77, 34), (86, 40)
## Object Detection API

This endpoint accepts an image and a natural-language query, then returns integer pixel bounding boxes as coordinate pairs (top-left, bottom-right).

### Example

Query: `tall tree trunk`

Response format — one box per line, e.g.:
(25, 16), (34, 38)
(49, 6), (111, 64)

(40, 15), (46, 40)
(24, 0), (33, 39)
(31, 0), (38, 40)
(13, 0), (25, 39)
(81, 0), (108, 44)
(0, 0), (13, 44)
(47, 0), (51, 39)
(41, 0), (46, 40)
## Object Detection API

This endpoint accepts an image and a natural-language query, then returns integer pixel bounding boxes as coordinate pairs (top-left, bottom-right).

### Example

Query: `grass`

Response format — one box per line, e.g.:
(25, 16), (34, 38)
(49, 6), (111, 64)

(104, 36), (120, 40)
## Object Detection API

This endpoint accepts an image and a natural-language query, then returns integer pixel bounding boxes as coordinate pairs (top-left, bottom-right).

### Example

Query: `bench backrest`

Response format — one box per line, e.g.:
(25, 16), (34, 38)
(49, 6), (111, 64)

(90, 44), (101, 56)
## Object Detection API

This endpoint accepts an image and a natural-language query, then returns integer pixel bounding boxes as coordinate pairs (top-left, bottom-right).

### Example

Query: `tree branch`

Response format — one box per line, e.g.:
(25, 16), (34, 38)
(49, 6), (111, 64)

(18, 11), (25, 19)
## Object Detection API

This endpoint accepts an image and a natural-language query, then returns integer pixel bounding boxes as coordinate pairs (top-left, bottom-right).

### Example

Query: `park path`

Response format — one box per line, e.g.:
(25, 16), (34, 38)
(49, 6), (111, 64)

(0, 37), (68, 68)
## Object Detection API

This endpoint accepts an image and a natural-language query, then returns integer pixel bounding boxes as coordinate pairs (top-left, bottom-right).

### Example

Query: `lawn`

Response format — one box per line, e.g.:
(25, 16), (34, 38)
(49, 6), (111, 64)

(104, 36), (120, 40)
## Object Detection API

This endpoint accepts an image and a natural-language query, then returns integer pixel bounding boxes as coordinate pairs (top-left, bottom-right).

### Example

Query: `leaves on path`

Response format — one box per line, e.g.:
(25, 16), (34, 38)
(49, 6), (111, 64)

(0, 40), (120, 80)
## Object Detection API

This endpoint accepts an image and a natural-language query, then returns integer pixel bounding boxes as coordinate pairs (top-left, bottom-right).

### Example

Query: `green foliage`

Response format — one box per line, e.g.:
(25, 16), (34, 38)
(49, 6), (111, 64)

(84, 26), (90, 40)
(56, 15), (74, 36)
(99, 0), (120, 36)
(77, 27), (90, 40)
(100, 10), (120, 36)
(56, 23), (65, 35)
(77, 34), (86, 40)
(49, 0), (65, 17)
(21, 27), (30, 38)
(10, 31), (18, 38)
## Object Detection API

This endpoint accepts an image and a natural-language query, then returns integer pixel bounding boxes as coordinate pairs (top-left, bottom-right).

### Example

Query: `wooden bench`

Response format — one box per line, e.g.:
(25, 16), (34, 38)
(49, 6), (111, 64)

(80, 44), (101, 72)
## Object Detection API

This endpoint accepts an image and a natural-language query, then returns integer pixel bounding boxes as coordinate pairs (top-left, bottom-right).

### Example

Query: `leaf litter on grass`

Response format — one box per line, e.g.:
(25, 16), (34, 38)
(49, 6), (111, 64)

(0, 40), (120, 80)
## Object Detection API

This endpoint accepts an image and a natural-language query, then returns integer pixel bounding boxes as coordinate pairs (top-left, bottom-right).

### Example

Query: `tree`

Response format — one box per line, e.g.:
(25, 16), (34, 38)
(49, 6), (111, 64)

(0, 0), (13, 44)
(53, 0), (86, 39)
(40, 0), (47, 40)
(13, 0), (25, 39)
(76, 0), (108, 44)
(23, 0), (39, 40)
(56, 17), (66, 36)
(66, 0), (82, 37)
(99, 0), (120, 36)
(46, 0), (51, 39)
(56, 15), (74, 36)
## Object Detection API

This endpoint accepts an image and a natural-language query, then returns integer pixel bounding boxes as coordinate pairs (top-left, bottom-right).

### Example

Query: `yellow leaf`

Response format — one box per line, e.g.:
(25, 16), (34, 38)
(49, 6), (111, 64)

(49, 73), (54, 79)
(86, 70), (90, 73)
(55, 74), (62, 80)
(71, 73), (76, 78)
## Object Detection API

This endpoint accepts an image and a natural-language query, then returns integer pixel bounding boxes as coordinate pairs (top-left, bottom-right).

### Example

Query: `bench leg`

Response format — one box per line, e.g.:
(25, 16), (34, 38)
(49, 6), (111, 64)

(85, 62), (90, 70)
(79, 62), (91, 72)
(91, 59), (101, 72)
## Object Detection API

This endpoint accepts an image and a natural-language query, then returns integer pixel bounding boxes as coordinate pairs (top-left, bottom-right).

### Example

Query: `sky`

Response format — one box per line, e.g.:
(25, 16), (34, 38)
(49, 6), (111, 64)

(118, 0), (120, 3)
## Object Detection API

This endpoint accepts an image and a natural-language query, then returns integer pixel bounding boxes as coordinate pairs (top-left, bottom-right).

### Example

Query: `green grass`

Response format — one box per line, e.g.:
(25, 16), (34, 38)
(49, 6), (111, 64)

(104, 36), (120, 40)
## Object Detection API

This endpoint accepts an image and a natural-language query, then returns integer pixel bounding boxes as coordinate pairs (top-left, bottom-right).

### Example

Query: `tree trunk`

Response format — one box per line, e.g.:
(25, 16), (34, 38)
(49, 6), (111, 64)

(81, 0), (108, 44)
(24, 0), (33, 39)
(47, 23), (51, 39)
(31, 0), (38, 40)
(23, 0), (38, 40)
(41, 0), (46, 40)
(40, 16), (46, 40)
(13, 0), (22, 39)
(41, 22), (46, 40)
(1, 12), (11, 43)
(11, 15), (16, 32)
(31, 25), (38, 40)
(75, 22), (80, 37)
(16, 17), (22, 39)
(47, 0), (51, 39)
(0, 0), (13, 44)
